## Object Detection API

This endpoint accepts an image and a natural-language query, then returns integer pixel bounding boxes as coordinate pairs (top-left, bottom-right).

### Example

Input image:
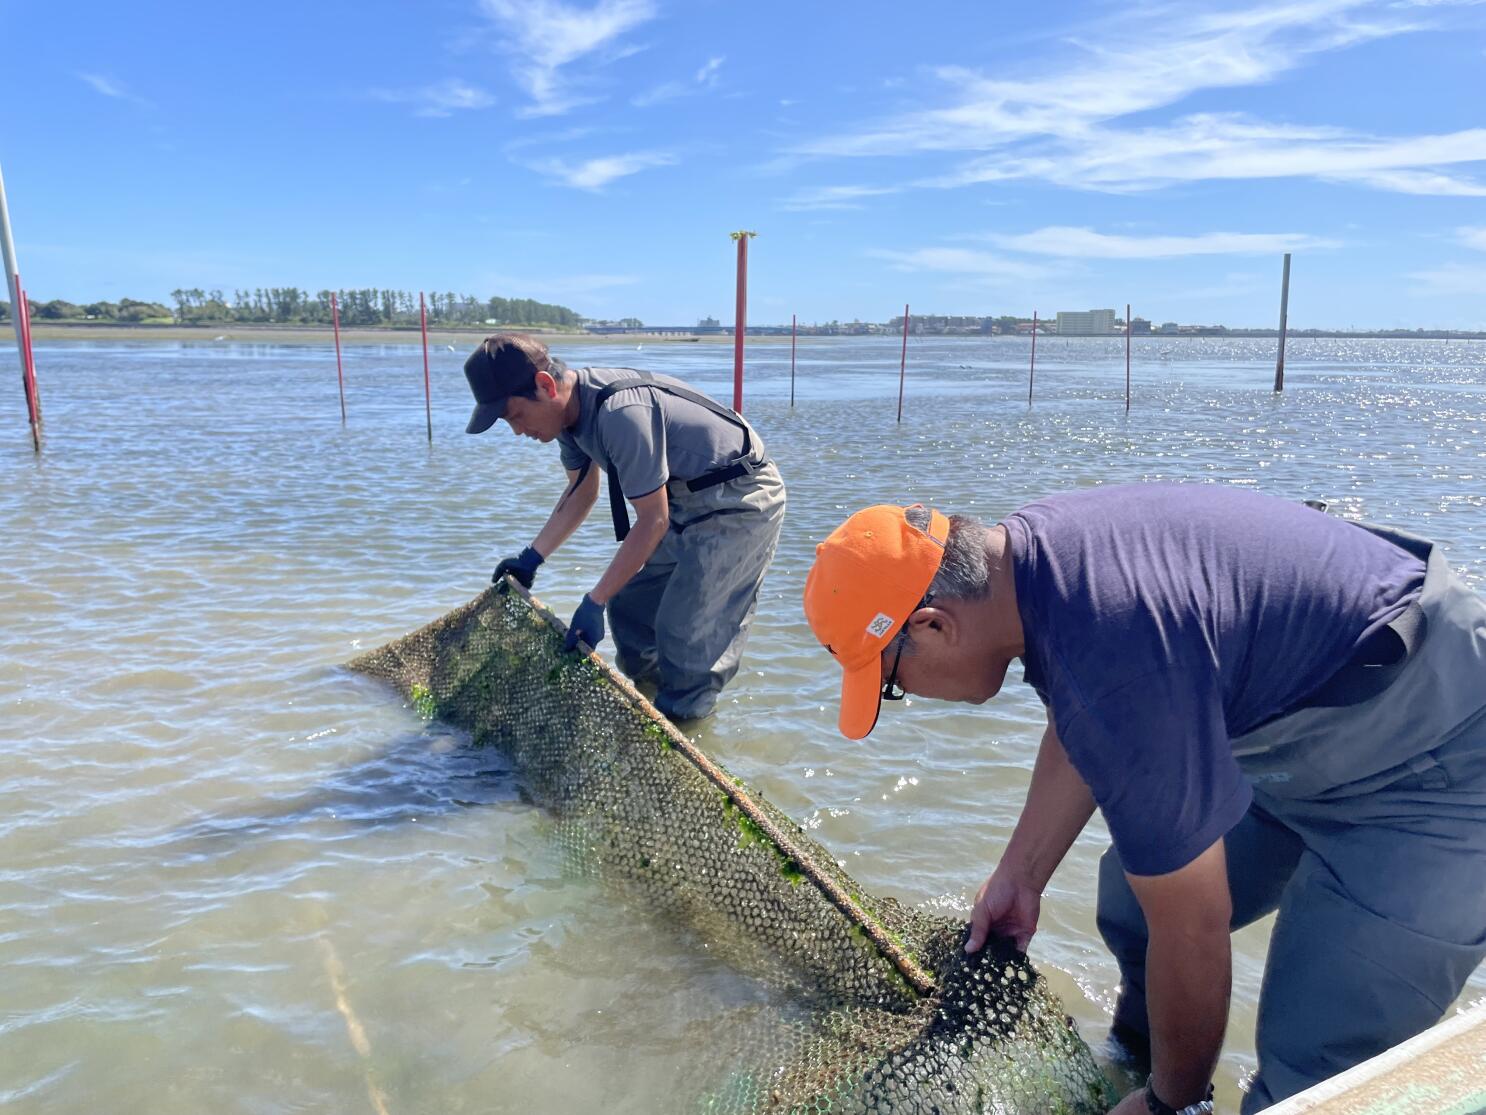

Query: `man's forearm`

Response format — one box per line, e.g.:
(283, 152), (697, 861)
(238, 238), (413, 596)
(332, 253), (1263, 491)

(589, 512), (668, 604)
(532, 473), (599, 557)
(1147, 920), (1229, 1107)
(1000, 725), (1096, 890)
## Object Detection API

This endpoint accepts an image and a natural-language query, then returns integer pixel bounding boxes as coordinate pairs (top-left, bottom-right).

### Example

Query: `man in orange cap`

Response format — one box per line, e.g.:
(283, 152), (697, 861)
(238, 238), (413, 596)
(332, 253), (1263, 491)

(803, 485), (1486, 1115)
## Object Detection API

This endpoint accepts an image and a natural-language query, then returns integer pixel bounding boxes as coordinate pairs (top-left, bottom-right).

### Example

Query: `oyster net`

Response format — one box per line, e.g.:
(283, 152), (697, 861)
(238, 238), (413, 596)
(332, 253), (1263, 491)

(349, 583), (1114, 1114)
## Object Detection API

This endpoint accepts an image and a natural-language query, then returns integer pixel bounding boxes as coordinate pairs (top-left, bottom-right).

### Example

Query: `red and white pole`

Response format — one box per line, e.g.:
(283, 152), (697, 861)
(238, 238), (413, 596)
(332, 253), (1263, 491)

(419, 291), (432, 442)
(1, 160), (40, 451)
(730, 231), (755, 414)
(330, 291), (346, 425)
(15, 274), (39, 446)
(896, 303), (910, 423)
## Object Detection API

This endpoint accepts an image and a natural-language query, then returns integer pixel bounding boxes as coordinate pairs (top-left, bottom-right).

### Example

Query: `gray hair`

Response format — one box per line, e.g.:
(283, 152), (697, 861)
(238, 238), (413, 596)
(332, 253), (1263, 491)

(891, 507), (991, 654)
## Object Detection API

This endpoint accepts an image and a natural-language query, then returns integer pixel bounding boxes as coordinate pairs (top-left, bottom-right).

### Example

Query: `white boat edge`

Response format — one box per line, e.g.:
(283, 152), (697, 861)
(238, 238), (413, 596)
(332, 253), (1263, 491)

(1262, 1001), (1486, 1113)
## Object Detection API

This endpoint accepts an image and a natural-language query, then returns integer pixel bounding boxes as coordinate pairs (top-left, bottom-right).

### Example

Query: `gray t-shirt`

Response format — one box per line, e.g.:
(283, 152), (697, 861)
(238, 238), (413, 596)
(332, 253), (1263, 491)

(556, 366), (762, 499)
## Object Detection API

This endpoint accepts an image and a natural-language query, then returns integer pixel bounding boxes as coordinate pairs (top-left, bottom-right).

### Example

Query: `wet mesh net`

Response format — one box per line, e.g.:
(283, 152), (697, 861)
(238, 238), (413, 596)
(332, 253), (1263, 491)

(349, 583), (1115, 1114)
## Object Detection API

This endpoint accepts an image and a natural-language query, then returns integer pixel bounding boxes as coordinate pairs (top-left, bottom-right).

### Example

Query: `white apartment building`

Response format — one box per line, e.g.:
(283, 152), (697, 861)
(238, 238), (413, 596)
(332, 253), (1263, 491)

(1055, 309), (1117, 335)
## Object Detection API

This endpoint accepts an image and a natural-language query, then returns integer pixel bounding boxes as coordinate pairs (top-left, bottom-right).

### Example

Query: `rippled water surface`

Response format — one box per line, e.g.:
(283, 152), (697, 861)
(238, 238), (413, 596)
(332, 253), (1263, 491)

(3, 335), (1485, 1112)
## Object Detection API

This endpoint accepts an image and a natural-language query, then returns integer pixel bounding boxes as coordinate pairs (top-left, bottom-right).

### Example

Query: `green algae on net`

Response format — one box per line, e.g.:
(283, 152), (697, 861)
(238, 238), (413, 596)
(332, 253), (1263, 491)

(348, 581), (1116, 1114)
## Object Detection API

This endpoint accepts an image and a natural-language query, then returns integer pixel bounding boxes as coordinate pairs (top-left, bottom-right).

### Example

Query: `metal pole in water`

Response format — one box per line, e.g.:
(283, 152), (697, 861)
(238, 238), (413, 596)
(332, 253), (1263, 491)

(0, 160), (41, 451)
(419, 291), (432, 442)
(730, 231), (755, 414)
(1028, 311), (1038, 405)
(897, 304), (910, 423)
(15, 273), (40, 445)
(1125, 302), (1132, 412)
(790, 313), (796, 408)
(331, 291), (346, 425)
(1274, 252), (1291, 392)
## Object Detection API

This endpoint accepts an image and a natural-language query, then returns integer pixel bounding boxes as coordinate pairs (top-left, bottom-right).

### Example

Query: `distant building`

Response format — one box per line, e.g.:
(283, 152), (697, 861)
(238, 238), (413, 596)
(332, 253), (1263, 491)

(1055, 309), (1117, 335)
(1129, 317), (1152, 335)
(1159, 321), (1180, 334)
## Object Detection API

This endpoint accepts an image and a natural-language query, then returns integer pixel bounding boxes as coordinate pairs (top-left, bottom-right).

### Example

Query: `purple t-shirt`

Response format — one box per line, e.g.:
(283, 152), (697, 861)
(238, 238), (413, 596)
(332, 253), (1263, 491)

(1002, 484), (1425, 876)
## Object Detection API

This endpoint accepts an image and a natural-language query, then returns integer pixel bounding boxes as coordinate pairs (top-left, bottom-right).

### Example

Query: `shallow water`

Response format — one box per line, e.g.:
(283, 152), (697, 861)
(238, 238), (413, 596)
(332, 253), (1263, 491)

(2, 335), (1484, 1113)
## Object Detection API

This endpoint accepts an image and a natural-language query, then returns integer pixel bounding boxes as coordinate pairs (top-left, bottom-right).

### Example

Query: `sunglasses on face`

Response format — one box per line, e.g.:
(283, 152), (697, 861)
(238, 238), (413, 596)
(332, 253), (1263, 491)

(881, 592), (934, 702)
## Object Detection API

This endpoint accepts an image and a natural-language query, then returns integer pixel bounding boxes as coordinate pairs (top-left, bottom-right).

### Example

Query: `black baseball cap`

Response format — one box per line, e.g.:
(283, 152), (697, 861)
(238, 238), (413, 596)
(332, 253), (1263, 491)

(463, 336), (545, 434)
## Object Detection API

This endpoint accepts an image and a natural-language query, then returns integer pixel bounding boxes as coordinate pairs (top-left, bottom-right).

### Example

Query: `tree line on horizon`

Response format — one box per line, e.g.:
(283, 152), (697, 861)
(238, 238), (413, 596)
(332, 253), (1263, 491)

(1, 296), (174, 323)
(0, 287), (584, 329)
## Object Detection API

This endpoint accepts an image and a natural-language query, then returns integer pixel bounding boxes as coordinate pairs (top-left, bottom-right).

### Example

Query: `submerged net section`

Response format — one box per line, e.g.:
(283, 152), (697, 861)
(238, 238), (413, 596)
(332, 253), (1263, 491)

(349, 584), (1115, 1114)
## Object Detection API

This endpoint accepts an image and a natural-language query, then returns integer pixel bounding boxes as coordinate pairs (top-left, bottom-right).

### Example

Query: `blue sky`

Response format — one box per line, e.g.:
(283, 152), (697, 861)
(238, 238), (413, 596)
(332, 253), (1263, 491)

(3, 0), (1485, 328)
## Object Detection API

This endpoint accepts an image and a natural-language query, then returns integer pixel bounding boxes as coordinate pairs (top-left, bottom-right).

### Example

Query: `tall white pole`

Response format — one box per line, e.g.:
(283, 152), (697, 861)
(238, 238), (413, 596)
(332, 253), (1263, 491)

(0, 161), (27, 372)
(1, 160), (41, 449)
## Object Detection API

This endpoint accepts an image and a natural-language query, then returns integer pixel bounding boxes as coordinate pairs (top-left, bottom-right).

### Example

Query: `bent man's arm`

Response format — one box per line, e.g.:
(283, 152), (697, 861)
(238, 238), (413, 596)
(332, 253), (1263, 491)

(967, 722), (1096, 952)
(1127, 838), (1232, 1111)
(589, 485), (670, 605)
(531, 464), (601, 559)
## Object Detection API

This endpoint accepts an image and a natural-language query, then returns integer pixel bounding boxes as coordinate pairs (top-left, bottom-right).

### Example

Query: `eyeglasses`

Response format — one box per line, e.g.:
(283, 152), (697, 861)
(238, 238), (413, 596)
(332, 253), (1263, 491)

(881, 592), (933, 702)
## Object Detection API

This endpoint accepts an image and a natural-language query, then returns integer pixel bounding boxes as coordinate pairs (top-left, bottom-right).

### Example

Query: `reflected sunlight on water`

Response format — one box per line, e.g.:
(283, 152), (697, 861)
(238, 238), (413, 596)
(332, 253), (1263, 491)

(2, 336), (1484, 1112)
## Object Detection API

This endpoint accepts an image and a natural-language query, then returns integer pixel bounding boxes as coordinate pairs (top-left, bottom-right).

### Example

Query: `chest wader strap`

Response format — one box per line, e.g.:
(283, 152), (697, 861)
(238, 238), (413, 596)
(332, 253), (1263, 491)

(590, 373), (762, 542)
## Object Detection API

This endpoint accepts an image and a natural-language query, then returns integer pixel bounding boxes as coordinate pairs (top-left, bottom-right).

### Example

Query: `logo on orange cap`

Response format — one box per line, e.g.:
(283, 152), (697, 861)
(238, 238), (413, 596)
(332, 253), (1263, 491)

(803, 505), (948, 739)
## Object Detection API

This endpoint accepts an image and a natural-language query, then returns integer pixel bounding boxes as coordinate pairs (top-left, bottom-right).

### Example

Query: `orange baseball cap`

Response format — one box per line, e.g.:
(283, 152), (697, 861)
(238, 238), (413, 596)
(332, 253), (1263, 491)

(803, 504), (948, 740)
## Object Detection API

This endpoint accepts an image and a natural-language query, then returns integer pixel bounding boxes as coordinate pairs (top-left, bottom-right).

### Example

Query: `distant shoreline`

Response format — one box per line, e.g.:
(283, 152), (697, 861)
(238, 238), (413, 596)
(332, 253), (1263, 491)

(19, 322), (1486, 345)
(21, 322), (736, 346)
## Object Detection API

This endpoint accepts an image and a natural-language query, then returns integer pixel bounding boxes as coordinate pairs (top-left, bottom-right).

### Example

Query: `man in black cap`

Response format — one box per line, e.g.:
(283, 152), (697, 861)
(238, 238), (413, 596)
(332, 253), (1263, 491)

(464, 332), (786, 722)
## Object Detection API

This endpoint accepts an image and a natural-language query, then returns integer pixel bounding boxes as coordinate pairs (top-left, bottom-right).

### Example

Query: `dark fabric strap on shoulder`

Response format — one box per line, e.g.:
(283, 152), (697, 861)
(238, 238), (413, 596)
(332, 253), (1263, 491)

(588, 373), (759, 542)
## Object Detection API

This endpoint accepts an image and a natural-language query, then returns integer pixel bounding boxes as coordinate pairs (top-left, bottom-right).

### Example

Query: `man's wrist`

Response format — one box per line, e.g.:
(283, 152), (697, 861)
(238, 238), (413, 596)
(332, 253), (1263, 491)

(993, 844), (1050, 894)
(1145, 1075), (1214, 1115)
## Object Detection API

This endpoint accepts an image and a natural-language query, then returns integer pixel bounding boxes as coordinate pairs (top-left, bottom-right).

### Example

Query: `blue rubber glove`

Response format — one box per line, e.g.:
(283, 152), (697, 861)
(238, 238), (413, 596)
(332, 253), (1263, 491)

(493, 546), (544, 589)
(564, 593), (606, 653)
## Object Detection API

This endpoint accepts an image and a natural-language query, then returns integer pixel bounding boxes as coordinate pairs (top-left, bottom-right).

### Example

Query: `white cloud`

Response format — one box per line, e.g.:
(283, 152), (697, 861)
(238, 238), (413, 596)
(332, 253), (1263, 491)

(868, 247), (1055, 281)
(1461, 227), (1486, 250)
(632, 81), (686, 107)
(800, 0), (1416, 158)
(924, 115), (1486, 196)
(633, 54), (725, 106)
(695, 56), (724, 86)
(78, 73), (127, 98)
(369, 80), (496, 116)
(1338, 168), (1486, 196)
(480, 0), (656, 116)
(1408, 263), (1486, 295)
(987, 226), (1338, 258)
(781, 184), (902, 211)
(529, 150), (677, 189)
(77, 73), (151, 107)
(788, 1), (1486, 198)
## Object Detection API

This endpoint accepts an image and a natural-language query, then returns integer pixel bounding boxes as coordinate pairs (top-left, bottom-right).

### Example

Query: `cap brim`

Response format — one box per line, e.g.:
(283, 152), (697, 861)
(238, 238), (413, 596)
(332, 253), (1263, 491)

(838, 658), (884, 740)
(465, 399), (505, 435)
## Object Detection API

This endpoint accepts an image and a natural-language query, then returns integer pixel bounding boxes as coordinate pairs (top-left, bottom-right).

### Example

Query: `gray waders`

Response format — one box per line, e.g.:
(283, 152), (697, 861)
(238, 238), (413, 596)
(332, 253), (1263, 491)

(586, 374), (785, 722)
(1095, 523), (1486, 1112)
(606, 462), (785, 721)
